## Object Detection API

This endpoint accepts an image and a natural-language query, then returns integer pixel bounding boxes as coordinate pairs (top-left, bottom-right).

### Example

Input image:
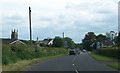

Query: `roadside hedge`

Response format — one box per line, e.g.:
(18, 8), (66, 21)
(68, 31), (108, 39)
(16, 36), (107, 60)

(2, 44), (68, 65)
(95, 47), (120, 59)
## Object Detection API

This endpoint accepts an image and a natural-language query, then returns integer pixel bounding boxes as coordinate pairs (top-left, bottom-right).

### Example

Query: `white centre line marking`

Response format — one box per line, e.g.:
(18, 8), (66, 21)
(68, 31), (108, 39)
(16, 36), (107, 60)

(73, 64), (74, 66)
(72, 55), (79, 73)
(75, 69), (79, 73)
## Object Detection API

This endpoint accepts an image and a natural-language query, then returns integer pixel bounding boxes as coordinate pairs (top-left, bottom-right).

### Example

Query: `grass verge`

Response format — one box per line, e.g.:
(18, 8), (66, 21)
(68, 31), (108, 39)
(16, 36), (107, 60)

(2, 54), (65, 71)
(90, 53), (117, 61)
(107, 63), (120, 70)
(90, 53), (119, 70)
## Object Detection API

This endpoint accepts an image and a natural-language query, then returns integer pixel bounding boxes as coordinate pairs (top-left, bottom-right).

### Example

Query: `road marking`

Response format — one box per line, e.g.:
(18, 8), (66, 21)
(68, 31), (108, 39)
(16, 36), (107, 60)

(73, 57), (76, 62)
(72, 55), (79, 73)
(75, 69), (79, 73)
(73, 55), (77, 63)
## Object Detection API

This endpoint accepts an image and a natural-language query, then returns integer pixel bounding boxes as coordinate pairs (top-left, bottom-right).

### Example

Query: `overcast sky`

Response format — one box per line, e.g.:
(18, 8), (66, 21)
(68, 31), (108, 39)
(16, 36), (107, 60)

(1, 0), (119, 43)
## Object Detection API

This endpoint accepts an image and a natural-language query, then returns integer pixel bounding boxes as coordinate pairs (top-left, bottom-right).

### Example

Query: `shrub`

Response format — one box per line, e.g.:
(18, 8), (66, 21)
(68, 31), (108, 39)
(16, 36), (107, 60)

(2, 44), (68, 65)
(95, 47), (120, 59)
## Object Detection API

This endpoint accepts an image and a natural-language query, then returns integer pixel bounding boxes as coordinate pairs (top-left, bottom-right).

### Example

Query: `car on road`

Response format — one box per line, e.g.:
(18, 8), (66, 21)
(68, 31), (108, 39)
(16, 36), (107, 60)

(69, 49), (76, 55)
(82, 49), (86, 52)
(69, 48), (80, 55)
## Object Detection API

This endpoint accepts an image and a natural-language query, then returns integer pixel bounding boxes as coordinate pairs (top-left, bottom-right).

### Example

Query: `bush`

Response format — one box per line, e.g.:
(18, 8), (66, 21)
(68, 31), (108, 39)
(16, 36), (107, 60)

(2, 44), (68, 65)
(52, 37), (64, 47)
(2, 44), (14, 65)
(95, 47), (120, 59)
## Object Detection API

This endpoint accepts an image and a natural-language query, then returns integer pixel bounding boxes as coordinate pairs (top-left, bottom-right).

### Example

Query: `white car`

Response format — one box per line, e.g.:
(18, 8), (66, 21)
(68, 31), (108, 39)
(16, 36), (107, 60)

(82, 49), (86, 52)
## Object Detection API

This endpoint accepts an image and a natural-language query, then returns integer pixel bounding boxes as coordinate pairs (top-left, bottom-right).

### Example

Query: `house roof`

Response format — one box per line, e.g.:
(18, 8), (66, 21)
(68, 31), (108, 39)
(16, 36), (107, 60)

(1, 38), (26, 45)
(39, 38), (53, 45)
(1, 38), (14, 44)
(10, 40), (26, 45)
(102, 40), (114, 46)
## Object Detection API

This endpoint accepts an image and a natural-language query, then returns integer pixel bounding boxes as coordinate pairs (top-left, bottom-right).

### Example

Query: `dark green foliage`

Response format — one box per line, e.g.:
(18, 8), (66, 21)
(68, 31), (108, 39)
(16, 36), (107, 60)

(64, 37), (75, 48)
(2, 44), (68, 65)
(52, 36), (75, 48)
(96, 34), (107, 42)
(116, 32), (120, 46)
(84, 32), (96, 41)
(75, 43), (83, 49)
(82, 40), (92, 51)
(2, 44), (14, 65)
(95, 47), (120, 59)
(40, 43), (46, 47)
(52, 37), (64, 47)
(82, 32), (96, 51)
(10, 45), (35, 60)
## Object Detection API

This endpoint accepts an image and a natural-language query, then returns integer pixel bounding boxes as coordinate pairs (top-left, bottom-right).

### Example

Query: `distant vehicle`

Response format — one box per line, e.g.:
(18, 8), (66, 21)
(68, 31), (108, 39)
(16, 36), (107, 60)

(69, 49), (76, 55)
(75, 48), (81, 54)
(69, 48), (80, 55)
(82, 49), (86, 52)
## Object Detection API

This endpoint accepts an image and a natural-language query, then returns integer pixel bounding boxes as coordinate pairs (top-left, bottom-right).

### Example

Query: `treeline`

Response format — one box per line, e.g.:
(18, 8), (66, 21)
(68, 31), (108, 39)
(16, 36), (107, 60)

(52, 36), (75, 48)
(82, 31), (120, 59)
(82, 31), (119, 51)
(116, 31), (120, 46)
(2, 44), (68, 65)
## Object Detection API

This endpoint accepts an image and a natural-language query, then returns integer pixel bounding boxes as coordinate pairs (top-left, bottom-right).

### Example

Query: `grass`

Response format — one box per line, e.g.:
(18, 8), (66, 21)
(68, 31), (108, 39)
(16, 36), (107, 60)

(2, 44), (68, 65)
(90, 53), (117, 61)
(0, 66), (1, 73)
(107, 63), (120, 70)
(2, 54), (65, 71)
(90, 52), (119, 70)
(2, 44), (68, 72)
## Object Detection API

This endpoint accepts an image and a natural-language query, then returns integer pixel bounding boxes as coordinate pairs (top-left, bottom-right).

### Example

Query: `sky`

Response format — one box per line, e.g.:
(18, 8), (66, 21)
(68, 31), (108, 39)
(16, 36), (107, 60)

(1, 0), (119, 43)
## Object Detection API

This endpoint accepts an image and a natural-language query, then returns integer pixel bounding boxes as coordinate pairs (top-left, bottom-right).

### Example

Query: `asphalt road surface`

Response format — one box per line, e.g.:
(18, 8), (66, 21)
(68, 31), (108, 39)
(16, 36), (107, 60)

(24, 52), (118, 72)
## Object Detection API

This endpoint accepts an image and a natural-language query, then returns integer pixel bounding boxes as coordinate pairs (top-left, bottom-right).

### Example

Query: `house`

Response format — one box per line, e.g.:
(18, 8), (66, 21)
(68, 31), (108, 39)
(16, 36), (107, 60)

(35, 37), (41, 47)
(39, 38), (53, 46)
(101, 40), (115, 47)
(2, 29), (26, 45)
(91, 41), (102, 49)
(10, 40), (25, 45)
(91, 39), (115, 49)
(47, 39), (53, 45)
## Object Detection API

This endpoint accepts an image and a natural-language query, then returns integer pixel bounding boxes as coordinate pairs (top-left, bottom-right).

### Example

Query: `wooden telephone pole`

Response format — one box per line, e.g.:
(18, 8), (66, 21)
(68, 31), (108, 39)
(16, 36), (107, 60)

(29, 7), (32, 44)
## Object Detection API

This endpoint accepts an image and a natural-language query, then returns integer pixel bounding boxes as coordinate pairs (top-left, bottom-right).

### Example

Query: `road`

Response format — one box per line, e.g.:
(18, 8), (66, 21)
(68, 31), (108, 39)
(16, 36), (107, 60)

(24, 52), (118, 73)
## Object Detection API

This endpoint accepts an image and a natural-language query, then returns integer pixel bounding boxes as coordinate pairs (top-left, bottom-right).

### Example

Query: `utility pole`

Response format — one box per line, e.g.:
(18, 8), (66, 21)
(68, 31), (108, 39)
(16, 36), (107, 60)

(29, 7), (32, 44)
(63, 32), (64, 39)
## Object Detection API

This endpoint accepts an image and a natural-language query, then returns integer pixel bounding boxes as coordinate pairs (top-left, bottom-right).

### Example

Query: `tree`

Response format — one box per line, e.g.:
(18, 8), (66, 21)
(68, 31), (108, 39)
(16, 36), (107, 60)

(106, 31), (116, 40)
(75, 43), (83, 49)
(64, 37), (75, 48)
(82, 32), (96, 51)
(110, 31), (116, 40)
(96, 34), (107, 42)
(116, 31), (120, 46)
(84, 32), (96, 41)
(82, 40), (93, 51)
(118, 32), (120, 45)
(52, 36), (63, 47)
(106, 32), (111, 40)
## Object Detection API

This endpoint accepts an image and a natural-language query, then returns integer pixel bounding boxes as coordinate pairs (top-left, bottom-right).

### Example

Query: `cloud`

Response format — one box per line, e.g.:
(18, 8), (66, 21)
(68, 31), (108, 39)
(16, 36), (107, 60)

(118, 1), (120, 32)
(1, 0), (118, 43)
